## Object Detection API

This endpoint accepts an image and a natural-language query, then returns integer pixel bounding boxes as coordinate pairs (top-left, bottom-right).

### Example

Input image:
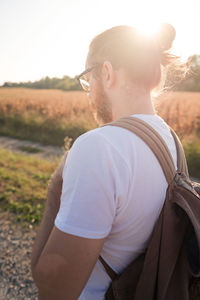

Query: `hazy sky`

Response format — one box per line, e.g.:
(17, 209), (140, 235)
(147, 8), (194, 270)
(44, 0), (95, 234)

(0, 0), (200, 85)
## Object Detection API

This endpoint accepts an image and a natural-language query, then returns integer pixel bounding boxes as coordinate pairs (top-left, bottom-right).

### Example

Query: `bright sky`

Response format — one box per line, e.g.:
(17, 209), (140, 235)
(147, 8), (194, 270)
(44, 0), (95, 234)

(0, 0), (200, 85)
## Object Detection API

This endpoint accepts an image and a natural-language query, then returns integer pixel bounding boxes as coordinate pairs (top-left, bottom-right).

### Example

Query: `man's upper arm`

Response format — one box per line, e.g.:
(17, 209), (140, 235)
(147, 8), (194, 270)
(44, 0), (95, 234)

(34, 226), (105, 300)
(55, 132), (119, 239)
(33, 132), (126, 299)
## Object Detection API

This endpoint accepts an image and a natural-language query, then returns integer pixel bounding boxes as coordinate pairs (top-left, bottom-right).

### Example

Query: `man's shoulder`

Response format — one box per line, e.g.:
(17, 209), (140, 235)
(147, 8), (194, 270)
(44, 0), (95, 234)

(73, 125), (134, 154)
(73, 125), (111, 142)
(76, 124), (133, 143)
(71, 127), (109, 154)
(77, 115), (170, 143)
(71, 125), (136, 171)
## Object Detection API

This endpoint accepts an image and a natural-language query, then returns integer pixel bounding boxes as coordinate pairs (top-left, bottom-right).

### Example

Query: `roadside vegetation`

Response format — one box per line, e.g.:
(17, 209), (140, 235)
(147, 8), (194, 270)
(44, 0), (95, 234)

(0, 148), (59, 226)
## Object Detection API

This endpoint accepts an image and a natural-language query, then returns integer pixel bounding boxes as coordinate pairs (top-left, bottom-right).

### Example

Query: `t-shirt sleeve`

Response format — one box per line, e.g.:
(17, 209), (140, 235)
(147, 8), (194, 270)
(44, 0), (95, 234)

(55, 131), (124, 239)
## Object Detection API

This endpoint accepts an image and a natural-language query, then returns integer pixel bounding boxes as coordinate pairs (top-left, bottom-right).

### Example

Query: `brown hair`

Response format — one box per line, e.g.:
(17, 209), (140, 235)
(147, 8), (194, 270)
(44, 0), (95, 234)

(88, 24), (177, 90)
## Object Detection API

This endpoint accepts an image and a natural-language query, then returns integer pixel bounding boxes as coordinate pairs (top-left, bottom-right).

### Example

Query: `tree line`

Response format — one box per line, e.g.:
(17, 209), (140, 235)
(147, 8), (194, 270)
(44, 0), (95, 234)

(1, 54), (200, 92)
(2, 75), (81, 91)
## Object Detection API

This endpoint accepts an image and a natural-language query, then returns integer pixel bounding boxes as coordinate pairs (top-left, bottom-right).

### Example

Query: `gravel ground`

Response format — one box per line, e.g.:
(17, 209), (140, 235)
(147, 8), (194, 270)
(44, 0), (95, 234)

(0, 211), (38, 300)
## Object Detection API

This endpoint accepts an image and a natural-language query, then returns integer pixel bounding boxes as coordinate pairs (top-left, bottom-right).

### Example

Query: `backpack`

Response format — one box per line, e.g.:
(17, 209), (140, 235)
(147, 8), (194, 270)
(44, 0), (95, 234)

(100, 116), (200, 300)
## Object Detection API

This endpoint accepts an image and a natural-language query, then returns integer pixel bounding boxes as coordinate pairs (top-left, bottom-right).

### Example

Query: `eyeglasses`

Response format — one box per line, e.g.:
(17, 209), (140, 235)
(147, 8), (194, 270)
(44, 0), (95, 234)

(77, 64), (99, 93)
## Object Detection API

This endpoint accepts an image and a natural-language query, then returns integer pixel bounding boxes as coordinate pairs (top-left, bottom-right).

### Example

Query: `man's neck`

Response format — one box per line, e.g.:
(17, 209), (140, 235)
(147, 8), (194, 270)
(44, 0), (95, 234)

(111, 92), (156, 121)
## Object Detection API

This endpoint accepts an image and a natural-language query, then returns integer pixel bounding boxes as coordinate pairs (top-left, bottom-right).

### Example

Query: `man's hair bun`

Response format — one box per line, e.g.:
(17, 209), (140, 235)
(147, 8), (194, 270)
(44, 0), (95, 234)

(157, 23), (176, 51)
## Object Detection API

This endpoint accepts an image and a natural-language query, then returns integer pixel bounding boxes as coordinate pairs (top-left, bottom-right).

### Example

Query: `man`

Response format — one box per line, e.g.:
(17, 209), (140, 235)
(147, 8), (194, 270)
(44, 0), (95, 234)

(31, 24), (177, 300)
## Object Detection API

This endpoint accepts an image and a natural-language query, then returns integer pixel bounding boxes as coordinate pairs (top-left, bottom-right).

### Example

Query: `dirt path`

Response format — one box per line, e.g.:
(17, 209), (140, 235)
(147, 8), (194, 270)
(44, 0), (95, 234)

(0, 136), (64, 159)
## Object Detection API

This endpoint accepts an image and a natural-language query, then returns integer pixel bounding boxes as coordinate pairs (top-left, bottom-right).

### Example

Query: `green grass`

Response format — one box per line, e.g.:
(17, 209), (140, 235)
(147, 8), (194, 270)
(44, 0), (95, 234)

(0, 148), (59, 225)
(0, 113), (93, 147)
(18, 145), (44, 153)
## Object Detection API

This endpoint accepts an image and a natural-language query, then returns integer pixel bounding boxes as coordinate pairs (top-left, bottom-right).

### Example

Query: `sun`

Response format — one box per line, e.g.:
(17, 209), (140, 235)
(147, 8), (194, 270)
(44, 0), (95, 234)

(134, 21), (162, 38)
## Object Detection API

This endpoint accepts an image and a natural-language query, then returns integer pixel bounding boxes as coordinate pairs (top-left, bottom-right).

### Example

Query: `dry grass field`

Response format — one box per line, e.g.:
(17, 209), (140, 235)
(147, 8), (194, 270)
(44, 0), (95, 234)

(0, 88), (97, 146)
(0, 88), (199, 142)
(155, 91), (200, 140)
(0, 88), (96, 126)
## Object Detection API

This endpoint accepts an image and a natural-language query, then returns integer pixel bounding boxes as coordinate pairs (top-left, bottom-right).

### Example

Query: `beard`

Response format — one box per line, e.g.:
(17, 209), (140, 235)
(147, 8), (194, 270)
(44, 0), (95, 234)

(89, 79), (113, 126)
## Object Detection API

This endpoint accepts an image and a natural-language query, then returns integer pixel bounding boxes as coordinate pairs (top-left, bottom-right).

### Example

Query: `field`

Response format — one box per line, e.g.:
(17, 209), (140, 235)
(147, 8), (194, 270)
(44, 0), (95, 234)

(154, 91), (200, 140)
(0, 88), (200, 225)
(0, 148), (58, 225)
(0, 88), (199, 144)
(0, 88), (97, 146)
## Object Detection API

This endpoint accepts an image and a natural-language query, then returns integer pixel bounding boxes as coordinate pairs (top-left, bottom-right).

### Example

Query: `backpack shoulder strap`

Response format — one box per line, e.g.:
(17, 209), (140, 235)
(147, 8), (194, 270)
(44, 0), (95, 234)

(99, 256), (118, 280)
(170, 128), (189, 176)
(106, 116), (176, 184)
(122, 117), (188, 176)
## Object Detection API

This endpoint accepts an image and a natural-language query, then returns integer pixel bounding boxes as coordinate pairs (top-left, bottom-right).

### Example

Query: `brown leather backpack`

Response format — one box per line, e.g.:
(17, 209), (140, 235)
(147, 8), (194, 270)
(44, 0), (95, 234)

(100, 116), (200, 300)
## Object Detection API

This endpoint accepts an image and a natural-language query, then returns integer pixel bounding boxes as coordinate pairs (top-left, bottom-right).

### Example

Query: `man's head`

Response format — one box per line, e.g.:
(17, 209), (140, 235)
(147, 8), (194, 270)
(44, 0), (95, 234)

(78, 24), (176, 125)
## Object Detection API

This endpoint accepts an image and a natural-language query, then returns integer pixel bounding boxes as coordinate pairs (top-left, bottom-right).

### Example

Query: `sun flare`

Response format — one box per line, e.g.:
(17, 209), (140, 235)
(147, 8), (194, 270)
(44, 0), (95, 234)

(133, 21), (162, 38)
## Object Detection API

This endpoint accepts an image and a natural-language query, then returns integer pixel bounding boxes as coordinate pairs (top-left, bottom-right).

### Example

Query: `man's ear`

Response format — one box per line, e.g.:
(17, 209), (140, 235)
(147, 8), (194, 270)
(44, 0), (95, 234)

(102, 61), (116, 89)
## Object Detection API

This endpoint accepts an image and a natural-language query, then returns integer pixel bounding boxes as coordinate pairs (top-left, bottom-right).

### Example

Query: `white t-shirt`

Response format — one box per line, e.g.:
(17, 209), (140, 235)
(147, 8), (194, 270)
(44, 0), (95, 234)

(55, 114), (177, 300)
